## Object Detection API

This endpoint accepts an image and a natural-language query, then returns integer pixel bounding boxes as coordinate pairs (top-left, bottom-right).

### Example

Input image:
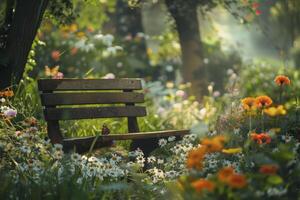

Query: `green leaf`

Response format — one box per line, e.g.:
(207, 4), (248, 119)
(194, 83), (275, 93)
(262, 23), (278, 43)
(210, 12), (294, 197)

(267, 175), (283, 185)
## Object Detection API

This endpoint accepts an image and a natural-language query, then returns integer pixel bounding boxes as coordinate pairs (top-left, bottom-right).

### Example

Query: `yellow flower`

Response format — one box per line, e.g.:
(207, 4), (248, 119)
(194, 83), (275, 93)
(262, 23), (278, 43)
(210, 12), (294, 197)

(222, 147), (242, 154)
(269, 128), (281, 134)
(241, 97), (257, 111)
(264, 105), (286, 117)
(276, 105), (287, 115)
(166, 82), (174, 89)
(146, 48), (153, 56)
(69, 23), (78, 32)
(76, 31), (86, 38)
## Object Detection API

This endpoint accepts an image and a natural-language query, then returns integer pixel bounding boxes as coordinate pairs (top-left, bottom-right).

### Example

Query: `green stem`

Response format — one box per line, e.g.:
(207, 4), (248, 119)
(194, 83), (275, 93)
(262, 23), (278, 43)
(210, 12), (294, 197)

(249, 115), (252, 133)
(279, 85), (283, 104)
(261, 109), (265, 132)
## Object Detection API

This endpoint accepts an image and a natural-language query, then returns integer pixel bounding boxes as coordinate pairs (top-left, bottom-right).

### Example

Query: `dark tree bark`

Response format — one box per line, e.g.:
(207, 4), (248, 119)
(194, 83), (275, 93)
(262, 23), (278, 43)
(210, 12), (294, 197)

(0, 0), (49, 90)
(103, 0), (149, 75)
(115, 0), (144, 38)
(165, 0), (207, 99)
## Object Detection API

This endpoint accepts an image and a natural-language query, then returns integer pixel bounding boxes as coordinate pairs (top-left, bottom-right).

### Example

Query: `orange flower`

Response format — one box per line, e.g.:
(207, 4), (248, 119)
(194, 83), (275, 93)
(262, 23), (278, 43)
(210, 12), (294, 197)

(250, 133), (271, 144)
(0, 89), (14, 98)
(241, 97), (257, 111)
(214, 135), (227, 143)
(218, 167), (235, 183)
(227, 174), (247, 189)
(201, 135), (226, 152)
(186, 146), (207, 170)
(24, 117), (38, 127)
(87, 26), (95, 33)
(261, 133), (271, 144)
(191, 179), (215, 193)
(274, 75), (290, 86)
(259, 164), (279, 175)
(255, 96), (273, 108)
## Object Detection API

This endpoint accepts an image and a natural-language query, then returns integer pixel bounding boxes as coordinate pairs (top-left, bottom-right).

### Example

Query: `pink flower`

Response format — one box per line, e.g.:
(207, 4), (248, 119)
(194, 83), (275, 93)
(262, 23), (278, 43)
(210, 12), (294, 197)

(124, 34), (133, 41)
(213, 91), (221, 97)
(255, 10), (262, 15)
(52, 72), (64, 79)
(15, 131), (22, 137)
(4, 108), (17, 118)
(175, 90), (185, 97)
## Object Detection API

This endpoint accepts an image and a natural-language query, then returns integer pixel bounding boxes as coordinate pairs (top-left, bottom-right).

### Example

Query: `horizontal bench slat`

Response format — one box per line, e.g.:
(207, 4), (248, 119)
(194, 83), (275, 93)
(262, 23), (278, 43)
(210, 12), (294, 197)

(38, 79), (142, 91)
(64, 130), (190, 142)
(44, 106), (147, 120)
(62, 130), (190, 152)
(41, 92), (144, 106)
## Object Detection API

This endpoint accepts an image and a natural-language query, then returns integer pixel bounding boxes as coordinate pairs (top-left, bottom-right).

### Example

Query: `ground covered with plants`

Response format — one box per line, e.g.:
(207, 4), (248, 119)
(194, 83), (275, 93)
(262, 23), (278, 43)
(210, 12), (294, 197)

(1, 72), (300, 199)
(1, 0), (300, 199)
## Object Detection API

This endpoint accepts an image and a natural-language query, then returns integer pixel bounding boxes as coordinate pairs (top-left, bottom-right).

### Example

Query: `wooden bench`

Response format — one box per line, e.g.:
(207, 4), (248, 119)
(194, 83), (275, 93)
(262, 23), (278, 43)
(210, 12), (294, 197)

(38, 78), (189, 154)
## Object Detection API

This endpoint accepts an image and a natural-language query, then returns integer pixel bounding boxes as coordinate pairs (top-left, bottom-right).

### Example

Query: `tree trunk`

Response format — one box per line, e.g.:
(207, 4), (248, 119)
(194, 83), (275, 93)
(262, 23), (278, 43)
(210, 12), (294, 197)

(165, 0), (207, 99)
(104, 0), (149, 75)
(0, 0), (48, 90)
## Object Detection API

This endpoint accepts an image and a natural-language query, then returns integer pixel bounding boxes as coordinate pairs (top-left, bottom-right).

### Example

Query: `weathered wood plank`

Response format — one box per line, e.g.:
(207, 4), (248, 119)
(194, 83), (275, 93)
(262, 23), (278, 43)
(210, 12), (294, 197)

(44, 106), (147, 120)
(38, 79), (142, 91)
(123, 89), (140, 133)
(41, 92), (144, 106)
(63, 129), (190, 142)
(63, 137), (113, 153)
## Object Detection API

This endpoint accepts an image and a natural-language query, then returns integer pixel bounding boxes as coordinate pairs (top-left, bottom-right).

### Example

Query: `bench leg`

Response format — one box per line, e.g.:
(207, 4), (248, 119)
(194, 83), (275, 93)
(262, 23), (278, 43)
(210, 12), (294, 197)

(130, 138), (159, 157)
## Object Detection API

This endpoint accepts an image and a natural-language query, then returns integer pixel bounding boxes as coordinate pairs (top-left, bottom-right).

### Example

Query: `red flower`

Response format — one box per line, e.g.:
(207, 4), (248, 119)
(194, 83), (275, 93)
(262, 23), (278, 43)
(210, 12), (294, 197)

(255, 10), (262, 15)
(251, 133), (271, 144)
(259, 164), (279, 175)
(51, 50), (61, 61)
(227, 174), (247, 189)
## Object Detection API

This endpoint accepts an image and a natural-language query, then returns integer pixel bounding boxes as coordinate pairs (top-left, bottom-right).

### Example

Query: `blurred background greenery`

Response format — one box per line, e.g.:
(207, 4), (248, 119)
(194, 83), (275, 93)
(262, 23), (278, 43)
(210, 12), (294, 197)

(1, 0), (300, 139)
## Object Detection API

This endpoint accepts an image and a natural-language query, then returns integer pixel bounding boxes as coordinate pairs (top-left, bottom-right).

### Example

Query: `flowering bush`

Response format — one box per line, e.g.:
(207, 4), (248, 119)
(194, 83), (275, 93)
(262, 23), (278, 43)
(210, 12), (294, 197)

(168, 74), (300, 199)
(0, 85), (203, 198)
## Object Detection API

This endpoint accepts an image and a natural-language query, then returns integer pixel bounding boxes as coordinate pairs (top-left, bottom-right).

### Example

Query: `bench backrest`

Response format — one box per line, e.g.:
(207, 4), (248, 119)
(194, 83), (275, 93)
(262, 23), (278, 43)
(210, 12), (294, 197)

(38, 79), (146, 144)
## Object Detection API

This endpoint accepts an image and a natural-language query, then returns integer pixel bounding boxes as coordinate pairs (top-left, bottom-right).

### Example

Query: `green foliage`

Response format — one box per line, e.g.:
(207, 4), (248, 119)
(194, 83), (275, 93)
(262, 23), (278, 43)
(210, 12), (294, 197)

(73, 0), (116, 30)
(46, 0), (116, 27)
(238, 60), (300, 102)
(46, 0), (77, 25)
